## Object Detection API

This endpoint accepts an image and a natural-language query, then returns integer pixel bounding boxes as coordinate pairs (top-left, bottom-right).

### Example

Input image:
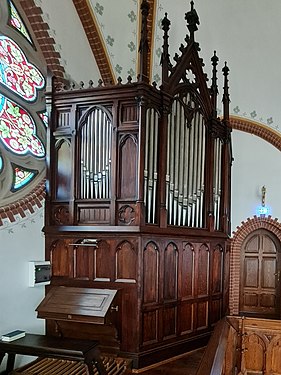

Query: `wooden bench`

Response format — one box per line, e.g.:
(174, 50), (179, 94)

(0, 333), (107, 375)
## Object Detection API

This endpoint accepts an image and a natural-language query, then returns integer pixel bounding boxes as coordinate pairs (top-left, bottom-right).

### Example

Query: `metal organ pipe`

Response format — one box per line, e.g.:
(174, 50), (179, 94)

(213, 138), (222, 230)
(166, 94), (205, 228)
(144, 108), (159, 224)
(80, 107), (112, 200)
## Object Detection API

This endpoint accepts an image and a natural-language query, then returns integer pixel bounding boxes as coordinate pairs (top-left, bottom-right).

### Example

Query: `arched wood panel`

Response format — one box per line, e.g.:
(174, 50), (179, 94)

(115, 240), (137, 281)
(143, 241), (159, 304)
(243, 334), (265, 374)
(50, 239), (73, 277)
(73, 245), (94, 280)
(55, 139), (71, 200)
(93, 240), (113, 281)
(118, 135), (137, 199)
(163, 242), (178, 301)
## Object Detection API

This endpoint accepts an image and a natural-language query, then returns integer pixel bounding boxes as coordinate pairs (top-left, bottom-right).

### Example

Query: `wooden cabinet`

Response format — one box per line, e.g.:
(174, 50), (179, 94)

(43, 0), (232, 368)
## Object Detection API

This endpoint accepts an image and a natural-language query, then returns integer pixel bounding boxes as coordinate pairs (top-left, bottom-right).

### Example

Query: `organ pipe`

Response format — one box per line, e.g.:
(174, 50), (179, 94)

(166, 94), (205, 228)
(79, 107), (112, 200)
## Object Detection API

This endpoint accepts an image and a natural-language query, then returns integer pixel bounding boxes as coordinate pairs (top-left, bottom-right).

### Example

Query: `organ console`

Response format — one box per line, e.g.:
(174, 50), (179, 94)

(41, 0), (232, 369)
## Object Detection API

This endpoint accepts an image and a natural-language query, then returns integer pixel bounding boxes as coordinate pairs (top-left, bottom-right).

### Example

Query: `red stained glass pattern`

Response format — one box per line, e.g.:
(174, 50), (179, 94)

(8, 0), (33, 44)
(12, 164), (37, 191)
(0, 94), (45, 157)
(0, 36), (45, 101)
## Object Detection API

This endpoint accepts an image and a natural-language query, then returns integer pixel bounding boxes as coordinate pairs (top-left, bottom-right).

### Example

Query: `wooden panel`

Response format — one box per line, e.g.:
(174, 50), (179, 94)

(143, 242), (159, 304)
(50, 240), (73, 277)
(260, 293), (276, 308)
(261, 257), (276, 288)
(78, 206), (110, 225)
(120, 103), (138, 123)
(56, 140), (72, 200)
(163, 306), (177, 339)
(197, 301), (208, 330)
(94, 240), (113, 281)
(142, 310), (158, 345)
(245, 235), (259, 253)
(163, 242), (178, 301)
(178, 302), (193, 334)
(263, 234), (277, 253)
(118, 135), (137, 199)
(244, 292), (258, 307)
(197, 244), (209, 296)
(243, 334), (265, 373)
(73, 246), (93, 280)
(181, 243), (194, 298)
(267, 339), (281, 374)
(244, 257), (259, 287)
(115, 240), (137, 281)
(212, 245), (223, 293)
(210, 299), (221, 325)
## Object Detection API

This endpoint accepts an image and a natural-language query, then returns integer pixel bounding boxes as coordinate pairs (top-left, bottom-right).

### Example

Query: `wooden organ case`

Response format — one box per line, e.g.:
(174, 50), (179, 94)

(43, 0), (232, 368)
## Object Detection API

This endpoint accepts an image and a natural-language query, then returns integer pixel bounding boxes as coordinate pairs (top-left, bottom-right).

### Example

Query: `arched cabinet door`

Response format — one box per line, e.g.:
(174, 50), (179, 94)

(240, 229), (281, 318)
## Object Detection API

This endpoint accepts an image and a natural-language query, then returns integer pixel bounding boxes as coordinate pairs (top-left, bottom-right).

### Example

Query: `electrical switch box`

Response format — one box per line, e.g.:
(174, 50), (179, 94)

(29, 261), (51, 287)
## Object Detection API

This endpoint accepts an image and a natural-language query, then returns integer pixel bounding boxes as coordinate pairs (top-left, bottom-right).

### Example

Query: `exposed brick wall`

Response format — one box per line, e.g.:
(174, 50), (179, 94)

(229, 216), (281, 315)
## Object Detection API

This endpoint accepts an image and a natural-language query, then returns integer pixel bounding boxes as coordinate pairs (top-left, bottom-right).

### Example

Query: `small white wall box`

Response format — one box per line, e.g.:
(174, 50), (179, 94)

(29, 261), (51, 287)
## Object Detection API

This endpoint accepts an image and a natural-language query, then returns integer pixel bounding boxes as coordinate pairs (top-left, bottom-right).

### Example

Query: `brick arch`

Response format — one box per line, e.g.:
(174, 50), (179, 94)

(230, 116), (281, 151)
(230, 215), (281, 315)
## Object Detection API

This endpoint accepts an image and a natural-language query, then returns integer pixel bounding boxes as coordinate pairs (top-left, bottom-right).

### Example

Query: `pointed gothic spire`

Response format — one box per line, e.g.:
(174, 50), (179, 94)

(138, 0), (150, 83)
(222, 62), (230, 122)
(211, 51), (219, 117)
(185, 1), (200, 41)
(161, 12), (171, 86)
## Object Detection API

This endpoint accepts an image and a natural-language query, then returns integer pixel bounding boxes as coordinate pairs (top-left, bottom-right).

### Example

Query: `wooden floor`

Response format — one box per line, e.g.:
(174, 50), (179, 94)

(134, 347), (205, 375)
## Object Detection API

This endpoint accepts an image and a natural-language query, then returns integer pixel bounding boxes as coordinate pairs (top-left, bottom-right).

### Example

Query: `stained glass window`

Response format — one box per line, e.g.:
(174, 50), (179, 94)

(11, 164), (38, 191)
(0, 36), (45, 101)
(39, 111), (49, 127)
(8, 0), (33, 44)
(0, 93), (45, 156)
(0, 1), (46, 209)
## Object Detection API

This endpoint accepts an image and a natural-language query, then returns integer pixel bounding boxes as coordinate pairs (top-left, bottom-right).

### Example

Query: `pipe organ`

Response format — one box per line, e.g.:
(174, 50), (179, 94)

(43, 0), (232, 369)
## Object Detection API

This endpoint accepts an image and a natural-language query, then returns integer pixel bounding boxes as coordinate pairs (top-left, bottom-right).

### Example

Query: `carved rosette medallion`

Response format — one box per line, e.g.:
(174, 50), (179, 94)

(54, 206), (70, 225)
(118, 205), (135, 225)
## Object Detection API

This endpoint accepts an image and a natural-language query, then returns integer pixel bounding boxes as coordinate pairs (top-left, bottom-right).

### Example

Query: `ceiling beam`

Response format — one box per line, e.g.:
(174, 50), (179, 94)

(72, 0), (115, 85)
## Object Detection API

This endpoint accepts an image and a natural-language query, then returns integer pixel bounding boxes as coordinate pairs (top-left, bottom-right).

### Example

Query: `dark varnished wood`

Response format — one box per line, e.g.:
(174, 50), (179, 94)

(43, 0), (232, 368)
(0, 334), (106, 375)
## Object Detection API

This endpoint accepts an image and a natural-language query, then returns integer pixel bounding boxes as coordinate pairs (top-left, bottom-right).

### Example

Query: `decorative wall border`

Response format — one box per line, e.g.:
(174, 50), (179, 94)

(230, 116), (281, 151)
(229, 215), (281, 315)
(0, 180), (45, 227)
(19, 0), (66, 81)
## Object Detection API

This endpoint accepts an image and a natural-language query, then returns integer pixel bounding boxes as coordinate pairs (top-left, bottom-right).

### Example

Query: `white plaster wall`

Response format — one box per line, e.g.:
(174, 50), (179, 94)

(0, 208), (45, 371)
(231, 129), (281, 233)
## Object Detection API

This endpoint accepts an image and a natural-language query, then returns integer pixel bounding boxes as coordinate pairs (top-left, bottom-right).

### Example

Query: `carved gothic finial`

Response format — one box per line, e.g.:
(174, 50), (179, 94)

(211, 51), (219, 116)
(161, 12), (172, 86)
(138, 0), (150, 83)
(222, 61), (230, 122)
(185, 1), (200, 41)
